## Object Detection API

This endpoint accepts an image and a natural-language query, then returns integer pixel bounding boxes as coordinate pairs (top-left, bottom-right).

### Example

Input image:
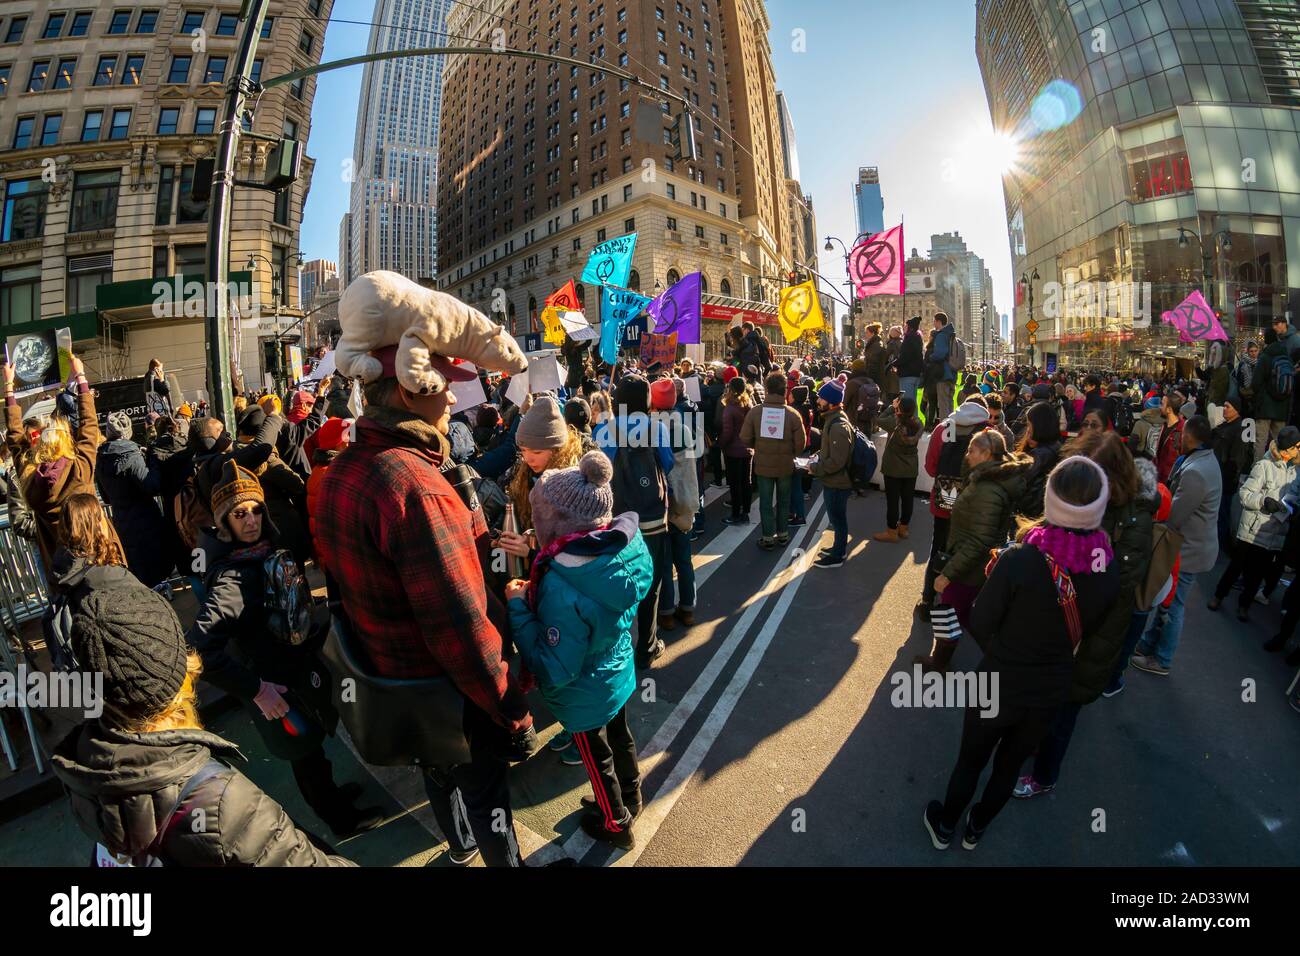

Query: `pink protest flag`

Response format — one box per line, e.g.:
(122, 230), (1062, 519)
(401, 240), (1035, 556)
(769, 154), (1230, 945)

(1161, 289), (1228, 343)
(849, 223), (904, 298)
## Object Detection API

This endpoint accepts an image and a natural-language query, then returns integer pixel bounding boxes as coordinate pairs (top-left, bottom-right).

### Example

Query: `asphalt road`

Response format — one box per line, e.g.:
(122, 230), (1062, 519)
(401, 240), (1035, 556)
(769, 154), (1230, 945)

(3, 482), (1298, 867)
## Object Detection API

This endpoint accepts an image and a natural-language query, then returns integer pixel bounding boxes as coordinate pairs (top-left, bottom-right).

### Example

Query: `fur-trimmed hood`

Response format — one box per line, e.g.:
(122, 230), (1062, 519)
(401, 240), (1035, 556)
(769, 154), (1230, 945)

(967, 451), (1034, 485)
(1134, 456), (1159, 505)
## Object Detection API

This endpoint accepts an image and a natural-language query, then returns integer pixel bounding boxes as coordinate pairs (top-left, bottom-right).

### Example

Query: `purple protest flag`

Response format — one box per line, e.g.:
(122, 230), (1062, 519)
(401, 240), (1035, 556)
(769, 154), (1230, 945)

(1160, 289), (1228, 344)
(648, 271), (702, 344)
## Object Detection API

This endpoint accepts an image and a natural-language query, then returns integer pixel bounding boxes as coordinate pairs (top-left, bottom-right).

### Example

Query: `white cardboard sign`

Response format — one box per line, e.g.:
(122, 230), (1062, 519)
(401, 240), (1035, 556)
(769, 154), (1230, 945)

(760, 406), (785, 439)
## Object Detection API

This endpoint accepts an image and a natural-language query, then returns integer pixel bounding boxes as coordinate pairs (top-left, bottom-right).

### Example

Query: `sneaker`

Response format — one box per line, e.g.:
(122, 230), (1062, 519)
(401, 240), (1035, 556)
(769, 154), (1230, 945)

(560, 746), (584, 766)
(447, 845), (481, 866)
(675, 607), (695, 627)
(788, 515), (806, 527)
(922, 801), (953, 850)
(1255, 590), (1272, 606)
(960, 810), (986, 850)
(872, 528), (900, 543)
(1101, 679), (1125, 698)
(774, 532), (790, 545)
(688, 528), (704, 542)
(580, 810), (636, 851)
(1012, 775), (1055, 799)
(758, 537), (775, 550)
(722, 514), (749, 525)
(636, 639), (665, 669)
(1129, 654), (1170, 676)
(813, 554), (844, 569)
(548, 729), (575, 752)
(505, 725), (540, 763)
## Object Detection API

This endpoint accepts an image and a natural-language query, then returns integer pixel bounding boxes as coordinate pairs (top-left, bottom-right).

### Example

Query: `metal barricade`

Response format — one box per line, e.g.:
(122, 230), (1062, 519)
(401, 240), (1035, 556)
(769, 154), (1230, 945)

(0, 505), (48, 773)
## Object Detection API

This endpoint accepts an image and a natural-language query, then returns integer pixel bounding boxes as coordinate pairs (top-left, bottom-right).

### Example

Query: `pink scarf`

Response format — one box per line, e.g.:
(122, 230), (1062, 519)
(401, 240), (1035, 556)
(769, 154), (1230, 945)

(1023, 525), (1112, 574)
(525, 529), (599, 611)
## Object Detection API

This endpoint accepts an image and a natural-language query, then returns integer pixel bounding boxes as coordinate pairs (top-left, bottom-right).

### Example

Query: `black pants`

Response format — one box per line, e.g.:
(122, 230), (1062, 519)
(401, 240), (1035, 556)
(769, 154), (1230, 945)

(923, 516), (950, 605)
(884, 475), (916, 529)
(290, 745), (350, 829)
(572, 704), (640, 833)
(422, 700), (522, 867)
(708, 441), (723, 485)
(1214, 540), (1275, 611)
(1029, 700), (1083, 788)
(940, 703), (1057, 831)
(725, 455), (752, 519)
(636, 530), (672, 658)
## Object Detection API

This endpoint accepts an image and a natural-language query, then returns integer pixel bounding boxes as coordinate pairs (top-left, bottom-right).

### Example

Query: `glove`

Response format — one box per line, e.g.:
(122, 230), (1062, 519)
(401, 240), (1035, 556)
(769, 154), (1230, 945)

(1262, 497), (1283, 514)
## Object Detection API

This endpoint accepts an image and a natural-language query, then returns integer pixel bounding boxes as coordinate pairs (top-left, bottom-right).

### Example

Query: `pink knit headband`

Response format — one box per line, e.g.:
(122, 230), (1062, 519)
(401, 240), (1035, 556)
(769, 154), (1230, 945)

(1043, 456), (1110, 531)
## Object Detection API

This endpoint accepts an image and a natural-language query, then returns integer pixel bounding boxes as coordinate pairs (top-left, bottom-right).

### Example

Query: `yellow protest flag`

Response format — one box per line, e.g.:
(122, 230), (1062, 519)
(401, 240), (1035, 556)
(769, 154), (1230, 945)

(777, 280), (825, 344)
(541, 306), (566, 346)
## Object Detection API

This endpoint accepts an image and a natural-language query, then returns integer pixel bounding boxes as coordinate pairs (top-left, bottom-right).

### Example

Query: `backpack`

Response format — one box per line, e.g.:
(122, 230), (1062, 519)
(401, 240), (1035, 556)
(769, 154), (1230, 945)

(853, 380), (881, 432)
(932, 428), (974, 512)
(94, 759), (228, 867)
(262, 549), (313, 645)
(1135, 522), (1183, 612)
(948, 336), (967, 373)
(847, 427), (878, 489)
(611, 442), (669, 530)
(1106, 394), (1135, 437)
(174, 474), (213, 551)
(1268, 353), (1294, 401)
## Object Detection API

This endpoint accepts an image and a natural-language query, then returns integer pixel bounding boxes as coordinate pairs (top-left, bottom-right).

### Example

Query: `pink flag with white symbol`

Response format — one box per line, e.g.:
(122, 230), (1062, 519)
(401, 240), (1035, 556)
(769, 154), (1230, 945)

(1161, 289), (1228, 343)
(849, 223), (904, 298)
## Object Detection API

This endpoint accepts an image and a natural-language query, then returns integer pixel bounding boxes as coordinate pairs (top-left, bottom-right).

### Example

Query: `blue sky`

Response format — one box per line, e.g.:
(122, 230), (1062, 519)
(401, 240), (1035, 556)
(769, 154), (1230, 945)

(299, 0), (1015, 324)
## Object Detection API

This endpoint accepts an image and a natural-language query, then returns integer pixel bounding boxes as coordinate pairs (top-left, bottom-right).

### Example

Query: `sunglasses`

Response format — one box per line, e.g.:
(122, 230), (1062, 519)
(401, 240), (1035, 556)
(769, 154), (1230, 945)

(230, 504), (265, 520)
(1082, 419), (1104, 430)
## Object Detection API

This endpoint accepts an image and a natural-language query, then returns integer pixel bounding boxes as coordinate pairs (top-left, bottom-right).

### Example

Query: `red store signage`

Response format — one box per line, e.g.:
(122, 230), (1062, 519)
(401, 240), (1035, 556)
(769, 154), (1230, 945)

(702, 303), (779, 328)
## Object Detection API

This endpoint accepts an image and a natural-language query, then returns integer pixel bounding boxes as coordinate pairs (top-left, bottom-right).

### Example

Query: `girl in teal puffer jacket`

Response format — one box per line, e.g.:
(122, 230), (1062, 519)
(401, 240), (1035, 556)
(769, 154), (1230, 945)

(506, 452), (653, 851)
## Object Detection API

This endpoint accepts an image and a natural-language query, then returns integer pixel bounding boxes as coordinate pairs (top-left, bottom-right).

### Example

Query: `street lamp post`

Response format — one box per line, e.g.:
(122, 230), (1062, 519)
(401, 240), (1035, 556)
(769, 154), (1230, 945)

(825, 232), (875, 356)
(1020, 268), (1040, 368)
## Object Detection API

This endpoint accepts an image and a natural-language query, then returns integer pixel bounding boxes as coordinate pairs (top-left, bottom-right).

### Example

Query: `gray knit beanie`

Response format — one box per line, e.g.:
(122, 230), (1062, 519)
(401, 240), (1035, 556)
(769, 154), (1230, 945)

(72, 584), (188, 727)
(105, 411), (134, 441)
(516, 395), (568, 450)
(529, 451), (614, 548)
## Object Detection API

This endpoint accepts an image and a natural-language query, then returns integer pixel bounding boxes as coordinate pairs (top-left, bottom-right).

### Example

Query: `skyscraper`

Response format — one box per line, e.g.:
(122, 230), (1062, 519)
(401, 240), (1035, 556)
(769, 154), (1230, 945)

(977, 0), (1300, 370)
(854, 166), (884, 238)
(347, 0), (451, 284)
(435, 0), (797, 357)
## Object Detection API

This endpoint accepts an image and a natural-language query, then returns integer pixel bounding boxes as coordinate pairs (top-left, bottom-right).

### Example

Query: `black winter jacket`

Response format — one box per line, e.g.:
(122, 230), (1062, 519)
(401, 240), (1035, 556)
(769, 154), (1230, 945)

(275, 409), (324, 481)
(970, 543), (1120, 710)
(897, 330), (925, 378)
(1017, 441), (1062, 520)
(52, 722), (351, 866)
(96, 438), (172, 587)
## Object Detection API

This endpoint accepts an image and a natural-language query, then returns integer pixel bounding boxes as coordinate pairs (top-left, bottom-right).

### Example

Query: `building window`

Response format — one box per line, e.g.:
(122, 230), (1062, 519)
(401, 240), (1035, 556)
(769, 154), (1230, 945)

(596, 227), (607, 243)
(667, 183), (676, 199)
(108, 10), (131, 34)
(93, 55), (116, 86)
(39, 114), (61, 146)
(2, 179), (48, 241)
(194, 107), (216, 134)
(298, 31), (314, 55)
(121, 55), (144, 85)
(283, 118), (298, 139)
(135, 9), (158, 33)
(667, 216), (677, 231)
(108, 108), (131, 140)
(204, 56), (227, 84)
(215, 13), (238, 36)
(0, 264), (40, 327)
(4, 18), (28, 44)
(157, 107), (179, 134)
(623, 184), (632, 201)
(0, 65), (9, 95)
(274, 185), (289, 226)
(167, 55), (191, 84)
(27, 61), (50, 93)
(261, 18), (274, 38)
(179, 11), (204, 34)
(66, 255), (113, 312)
(69, 11), (92, 36)
(624, 217), (635, 232)
(177, 165), (208, 223)
(720, 278), (730, 295)
(12, 116), (33, 149)
(720, 232), (728, 245)
(43, 13), (66, 39)
(69, 170), (121, 233)
(274, 245), (290, 305)
(175, 244), (205, 275)
(572, 237), (581, 251)
(250, 59), (263, 86)
(155, 166), (175, 224)
(290, 77), (305, 99)
(152, 246), (169, 279)
(695, 224), (705, 238)
(720, 201), (726, 217)
(80, 110), (103, 142)
(52, 59), (76, 90)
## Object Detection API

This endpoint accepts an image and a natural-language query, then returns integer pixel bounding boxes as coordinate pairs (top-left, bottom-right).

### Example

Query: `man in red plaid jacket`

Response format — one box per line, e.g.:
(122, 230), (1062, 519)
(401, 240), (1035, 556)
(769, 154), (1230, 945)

(316, 345), (532, 867)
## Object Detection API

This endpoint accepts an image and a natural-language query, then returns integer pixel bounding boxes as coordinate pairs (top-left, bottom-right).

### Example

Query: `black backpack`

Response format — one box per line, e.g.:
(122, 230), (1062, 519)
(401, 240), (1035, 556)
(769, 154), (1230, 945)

(262, 549), (313, 645)
(611, 444), (668, 529)
(853, 379), (881, 432)
(1106, 394), (1135, 437)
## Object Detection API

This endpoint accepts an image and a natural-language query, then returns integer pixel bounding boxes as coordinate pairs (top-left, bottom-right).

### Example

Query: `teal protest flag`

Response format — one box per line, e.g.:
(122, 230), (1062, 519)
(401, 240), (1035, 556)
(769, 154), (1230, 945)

(599, 285), (652, 365)
(581, 233), (638, 289)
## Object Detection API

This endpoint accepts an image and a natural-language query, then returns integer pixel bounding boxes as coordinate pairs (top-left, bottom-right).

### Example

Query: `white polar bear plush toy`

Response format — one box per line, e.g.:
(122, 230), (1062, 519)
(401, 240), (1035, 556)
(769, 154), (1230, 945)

(334, 270), (528, 394)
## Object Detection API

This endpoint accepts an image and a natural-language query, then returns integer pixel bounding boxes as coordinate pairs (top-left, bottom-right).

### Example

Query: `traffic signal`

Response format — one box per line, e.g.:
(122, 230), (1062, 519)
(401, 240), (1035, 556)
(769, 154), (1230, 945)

(264, 138), (303, 190)
(671, 111), (698, 162)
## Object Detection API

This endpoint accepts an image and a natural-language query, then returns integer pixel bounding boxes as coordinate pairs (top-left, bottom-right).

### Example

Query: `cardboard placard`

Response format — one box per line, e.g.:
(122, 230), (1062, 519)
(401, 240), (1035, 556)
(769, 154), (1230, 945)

(448, 361), (487, 408)
(4, 327), (71, 397)
(683, 376), (702, 403)
(760, 406), (786, 440)
(527, 352), (565, 393)
(505, 370), (530, 406)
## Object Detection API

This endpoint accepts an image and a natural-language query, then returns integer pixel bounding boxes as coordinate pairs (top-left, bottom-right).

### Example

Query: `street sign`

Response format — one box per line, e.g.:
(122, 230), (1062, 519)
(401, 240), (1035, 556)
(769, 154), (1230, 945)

(1025, 319), (1040, 334)
(1028, 333), (1037, 344)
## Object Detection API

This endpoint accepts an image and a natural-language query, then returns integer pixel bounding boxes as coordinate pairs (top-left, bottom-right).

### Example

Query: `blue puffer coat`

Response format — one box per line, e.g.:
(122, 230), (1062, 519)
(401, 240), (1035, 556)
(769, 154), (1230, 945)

(508, 512), (652, 733)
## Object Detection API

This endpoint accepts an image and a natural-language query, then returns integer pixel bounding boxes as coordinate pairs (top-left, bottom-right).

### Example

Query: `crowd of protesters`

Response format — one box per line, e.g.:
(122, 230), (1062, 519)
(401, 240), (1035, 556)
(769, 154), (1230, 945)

(2, 295), (1298, 867)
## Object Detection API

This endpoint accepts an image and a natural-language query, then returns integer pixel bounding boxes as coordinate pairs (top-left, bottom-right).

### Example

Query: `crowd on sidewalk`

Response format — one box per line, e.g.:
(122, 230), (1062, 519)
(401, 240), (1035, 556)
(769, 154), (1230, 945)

(2, 277), (1297, 866)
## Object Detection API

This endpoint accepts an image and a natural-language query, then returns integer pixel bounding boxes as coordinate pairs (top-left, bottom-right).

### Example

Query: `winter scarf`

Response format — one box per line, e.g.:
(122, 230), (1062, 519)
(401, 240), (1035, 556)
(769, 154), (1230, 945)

(1022, 525), (1113, 575)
